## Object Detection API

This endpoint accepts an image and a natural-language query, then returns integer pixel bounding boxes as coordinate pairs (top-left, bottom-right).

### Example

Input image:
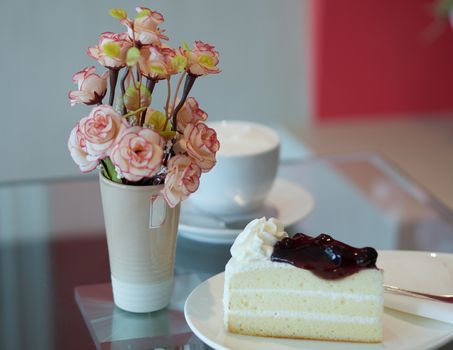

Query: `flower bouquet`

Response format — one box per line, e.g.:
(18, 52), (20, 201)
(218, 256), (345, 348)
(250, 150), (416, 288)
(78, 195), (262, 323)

(68, 6), (220, 208)
(67, 6), (220, 312)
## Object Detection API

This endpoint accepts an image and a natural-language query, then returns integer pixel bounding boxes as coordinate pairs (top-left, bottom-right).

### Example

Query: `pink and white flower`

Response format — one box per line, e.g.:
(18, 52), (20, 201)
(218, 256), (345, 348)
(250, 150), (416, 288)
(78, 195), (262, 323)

(182, 41), (220, 76)
(78, 105), (123, 161)
(162, 155), (201, 207)
(129, 7), (168, 45)
(110, 127), (164, 181)
(87, 32), (132, 69)
(69, 66), (108, 106)
(183, 122), (219, 172)
(138, 45), (178, 80)
(68, 126), (98, 173)
(176, 97), (207, 132)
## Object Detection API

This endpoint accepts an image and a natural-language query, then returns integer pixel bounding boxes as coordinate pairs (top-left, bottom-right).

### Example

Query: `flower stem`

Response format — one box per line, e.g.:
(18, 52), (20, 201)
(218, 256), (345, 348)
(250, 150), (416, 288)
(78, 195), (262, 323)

(108, 69), (119, 106)
(146, 78), (157, 95)
(123, 106), (147, 119)
(170, 71), (186, 117)
(165, 78), (171, 118)
(140, 110), (147, 127)
(120, 68), (130, 114)
(164, 78), (172, 128)
(140, 78), (157, 126)
(130, 66), (139, 89)
(171, 74), (197, 132)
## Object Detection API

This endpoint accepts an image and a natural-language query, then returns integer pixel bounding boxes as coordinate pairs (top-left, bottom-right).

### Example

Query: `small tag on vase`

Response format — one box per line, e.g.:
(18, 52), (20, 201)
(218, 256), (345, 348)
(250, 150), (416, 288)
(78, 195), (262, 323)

(149, 194), (166, 228)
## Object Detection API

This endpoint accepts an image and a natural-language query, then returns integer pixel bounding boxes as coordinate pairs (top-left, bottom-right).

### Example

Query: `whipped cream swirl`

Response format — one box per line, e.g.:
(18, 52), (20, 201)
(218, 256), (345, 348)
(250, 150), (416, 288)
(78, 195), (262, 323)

(230, 217), (287, 262)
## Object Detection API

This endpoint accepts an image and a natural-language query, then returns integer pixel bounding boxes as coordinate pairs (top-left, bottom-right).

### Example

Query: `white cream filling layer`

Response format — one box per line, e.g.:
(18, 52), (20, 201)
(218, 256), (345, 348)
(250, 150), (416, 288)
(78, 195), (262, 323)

(226, 258), (296, 275)
(231, 288), (381, 301)
(228, 310), (380, 324)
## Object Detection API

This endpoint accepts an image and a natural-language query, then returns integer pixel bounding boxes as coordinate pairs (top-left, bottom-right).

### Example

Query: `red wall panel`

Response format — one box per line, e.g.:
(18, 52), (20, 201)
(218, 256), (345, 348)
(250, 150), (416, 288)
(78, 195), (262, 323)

(313, 0), (453, 121)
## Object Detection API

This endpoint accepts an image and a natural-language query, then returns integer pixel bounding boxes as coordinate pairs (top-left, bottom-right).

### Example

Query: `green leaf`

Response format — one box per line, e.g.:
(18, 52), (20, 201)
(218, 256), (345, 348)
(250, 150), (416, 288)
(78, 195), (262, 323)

(159, 130), (177, 139)
(101, 160), (110, 180)
(171, 55), (187, 72)
(149, 65), (166, 75)
(147, 110), (167, 130)
(181, 40), (191, 52)
(144, 110), (175, 138)
(109, 8), (127, 20)
(126, 47), (140, 66)
(103, 42), (120, 58)
(103, 157), (122, 183)
(124, 83), (152, 111)
(135, 9), (151, 19)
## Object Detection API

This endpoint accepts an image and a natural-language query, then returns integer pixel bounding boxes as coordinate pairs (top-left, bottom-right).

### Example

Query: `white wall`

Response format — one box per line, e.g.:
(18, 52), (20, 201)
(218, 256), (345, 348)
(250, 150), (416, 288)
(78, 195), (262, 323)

(0, 0), (309, 182)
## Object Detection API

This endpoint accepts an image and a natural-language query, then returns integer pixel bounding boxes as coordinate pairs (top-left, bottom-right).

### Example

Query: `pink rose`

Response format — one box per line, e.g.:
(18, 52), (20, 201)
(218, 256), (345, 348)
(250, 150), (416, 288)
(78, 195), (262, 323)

(68, 66), (108, 106)
(182, 41), (220, 76)
(129, 7), (168, 45)
(110, 127), (164, 182)
(162, 155), (201, 208)
(183, 123), (219, 172)
(138, 45), (178, 80)
(68, 126), (98, 173)
(78, 105), (123, 161)
(87, 32), (132, 69)
(176, 97), (208, 132)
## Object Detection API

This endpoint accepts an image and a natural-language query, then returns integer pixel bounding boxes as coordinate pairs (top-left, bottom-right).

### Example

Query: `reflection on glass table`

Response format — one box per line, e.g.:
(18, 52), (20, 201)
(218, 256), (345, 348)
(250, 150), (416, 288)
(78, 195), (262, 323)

(1, 152), (452, 350)
(75, 275), (208, 349)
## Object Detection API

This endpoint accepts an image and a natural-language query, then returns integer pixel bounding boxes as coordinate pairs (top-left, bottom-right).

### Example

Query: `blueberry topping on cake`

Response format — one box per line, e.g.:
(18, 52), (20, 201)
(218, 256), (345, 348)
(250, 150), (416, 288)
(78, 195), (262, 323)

(271, 233), (378, 279)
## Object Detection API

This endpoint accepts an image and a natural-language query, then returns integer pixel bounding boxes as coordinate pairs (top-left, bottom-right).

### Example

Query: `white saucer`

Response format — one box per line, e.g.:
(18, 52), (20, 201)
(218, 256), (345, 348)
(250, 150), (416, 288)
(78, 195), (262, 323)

(178, 178), (314, 244)
(184, 250), (453, 350)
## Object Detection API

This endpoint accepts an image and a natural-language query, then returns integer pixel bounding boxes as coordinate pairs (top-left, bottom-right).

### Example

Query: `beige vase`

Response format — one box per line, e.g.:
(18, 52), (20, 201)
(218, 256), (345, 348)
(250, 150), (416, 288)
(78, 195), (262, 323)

(99, 173), (180, 313)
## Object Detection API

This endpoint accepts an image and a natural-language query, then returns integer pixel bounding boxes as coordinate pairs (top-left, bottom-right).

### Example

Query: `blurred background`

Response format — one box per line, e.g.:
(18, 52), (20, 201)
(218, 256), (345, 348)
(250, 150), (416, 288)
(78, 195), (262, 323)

(0, 0), (309, 181)
(1, 0), (453, 207)
(2, 2), (453, 349)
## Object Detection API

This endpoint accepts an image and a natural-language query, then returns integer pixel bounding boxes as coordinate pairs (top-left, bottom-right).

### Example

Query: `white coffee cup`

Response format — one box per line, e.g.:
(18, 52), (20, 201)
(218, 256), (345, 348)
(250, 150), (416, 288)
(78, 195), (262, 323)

(189, 120), (280, 215)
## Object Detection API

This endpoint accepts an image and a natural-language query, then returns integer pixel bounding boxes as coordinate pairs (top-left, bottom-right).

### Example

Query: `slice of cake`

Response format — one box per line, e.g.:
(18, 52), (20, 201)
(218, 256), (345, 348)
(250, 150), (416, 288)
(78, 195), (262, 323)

(223, 217), (383, 343)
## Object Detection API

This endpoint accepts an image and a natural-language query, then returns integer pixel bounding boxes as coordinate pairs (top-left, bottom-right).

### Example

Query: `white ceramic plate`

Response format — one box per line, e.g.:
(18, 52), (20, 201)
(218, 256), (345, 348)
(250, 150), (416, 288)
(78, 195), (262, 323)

(178, 178), (314, 244)
(184, 250), (453, 350)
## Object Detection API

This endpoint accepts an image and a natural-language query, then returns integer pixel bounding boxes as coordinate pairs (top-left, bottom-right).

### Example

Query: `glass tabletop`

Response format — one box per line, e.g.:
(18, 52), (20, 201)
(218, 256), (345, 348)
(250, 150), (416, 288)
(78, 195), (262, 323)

(1, 152), (452, 350)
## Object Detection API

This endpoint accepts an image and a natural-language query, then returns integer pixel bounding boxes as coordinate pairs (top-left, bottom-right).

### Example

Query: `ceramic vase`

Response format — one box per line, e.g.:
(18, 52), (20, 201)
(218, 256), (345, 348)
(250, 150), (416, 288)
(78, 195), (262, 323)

(99, 174), (180, 313)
